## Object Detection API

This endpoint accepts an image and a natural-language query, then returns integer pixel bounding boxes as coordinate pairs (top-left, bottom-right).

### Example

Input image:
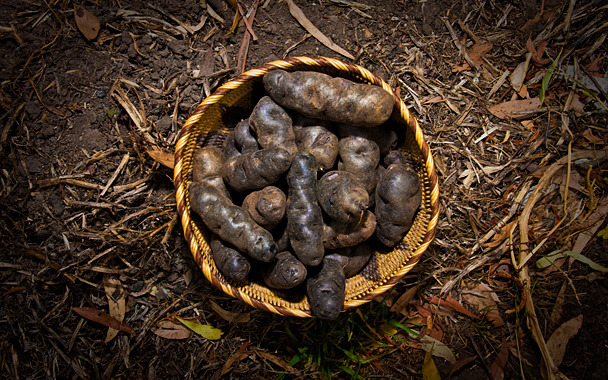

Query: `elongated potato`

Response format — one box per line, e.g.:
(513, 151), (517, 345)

(307, 255), (346, 320)
(317, 171), (369, 224)
(189, 181), (277, 262)
(210, 234), (250, 282)
(262, 251), (307, 289)
(375, 163), (421, 247)
(334, 243), (372, 278)
(338, 136), (380, 195)
(323, 210), (376, 249)
(264, 69), (394, 128)
(294, 125), (338, 171)
(223, 148), (291, 192)
(286, 152), (324, 266)
(249, 96), (298, 156)
(242, 186), (286, 230)
(192, 146), (226, 182)
(234, 119), (259, 154)
(222, 132), (241, 160)
(337, 124), (398, 156)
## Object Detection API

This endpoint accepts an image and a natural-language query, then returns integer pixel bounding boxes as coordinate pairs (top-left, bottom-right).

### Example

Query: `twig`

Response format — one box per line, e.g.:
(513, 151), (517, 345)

(101, 153), (130, 196)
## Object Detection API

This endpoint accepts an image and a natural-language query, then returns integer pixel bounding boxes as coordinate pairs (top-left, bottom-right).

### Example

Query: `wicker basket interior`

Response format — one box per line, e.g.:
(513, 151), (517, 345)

(174, 57), (439, 318)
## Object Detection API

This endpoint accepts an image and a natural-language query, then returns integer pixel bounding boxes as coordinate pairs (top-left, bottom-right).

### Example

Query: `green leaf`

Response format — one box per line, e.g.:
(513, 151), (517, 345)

(388, 319), (421, 337)
(539, 50), (562, 104)
(537, 250), (608, 272)
(175, 317), (223, 340)
(598, 227), (608, 239)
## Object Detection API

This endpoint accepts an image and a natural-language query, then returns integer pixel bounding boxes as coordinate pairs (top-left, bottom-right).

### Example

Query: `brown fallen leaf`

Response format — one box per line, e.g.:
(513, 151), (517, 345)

(147, 150), (174, 169)
(389, 285), (418, 315)
(152, 319), (192, 340)
(452, 42), (493, 72)
(526, 37), (551, 66)
(285, 0), (354, 60)
(430, 296), (480, 319)
(221, 350), (252, 376)
(547, 314), (583, 367)
(256, 351), (296, 373)
(488, 97), (542, 119)
(586, 55), (604, 78)
(490, 336), (512, 380)
(209, 299), (251, 323)
(74, 5), (100, 41)
(422, 346), (441, 380)
(448, 355), (478, 379)
(72, 306), (135, 338)
(481, 220), (518, 248)
(103, 276), (127, 343)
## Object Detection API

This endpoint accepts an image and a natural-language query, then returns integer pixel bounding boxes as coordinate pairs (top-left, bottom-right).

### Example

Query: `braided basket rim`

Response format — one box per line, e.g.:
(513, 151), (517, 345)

(174, 56), (439, 317)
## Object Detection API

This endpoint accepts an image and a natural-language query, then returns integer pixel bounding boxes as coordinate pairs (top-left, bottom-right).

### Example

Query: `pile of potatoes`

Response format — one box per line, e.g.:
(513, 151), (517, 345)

(189, 70), (421, 320)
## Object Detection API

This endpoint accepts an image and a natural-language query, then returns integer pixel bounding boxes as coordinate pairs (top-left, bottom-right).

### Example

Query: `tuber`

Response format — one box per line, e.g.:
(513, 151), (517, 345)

(337, 136), (380, 195)
(249, 96), (298, 156)
(375, 162), (421, 247)
(210, 234), (250, 282)
(223, 148), (291, 192)
(262, 251), (307, 289)
(337, 124), (398, 156)
(189, 181), (277, 262)
(286, 152), (325, 266)
(323, 210), (376, 249)
(317, 171), (369, 224)
(234, 119), (259, 154)
(333, 243), (372, 278)
(293, 125), (338, 171)
(306, 255), (346, 320)
(242, 186), (286, 230)
(263, 69), (394, 128)
(192, 146), (226, 183)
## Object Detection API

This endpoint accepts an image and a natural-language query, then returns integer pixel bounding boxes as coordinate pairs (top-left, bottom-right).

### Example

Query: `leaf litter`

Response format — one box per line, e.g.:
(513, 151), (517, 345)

(1, 0), (608, 379)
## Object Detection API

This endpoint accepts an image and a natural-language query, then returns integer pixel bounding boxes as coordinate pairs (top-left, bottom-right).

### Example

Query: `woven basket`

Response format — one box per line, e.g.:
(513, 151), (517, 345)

(174, 56), (439, 318)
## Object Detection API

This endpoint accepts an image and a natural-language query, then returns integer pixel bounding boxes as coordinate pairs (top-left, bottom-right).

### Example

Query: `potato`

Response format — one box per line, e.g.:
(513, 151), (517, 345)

(338, 136), (380, 195)
(189, 181), (277, 262)
(249, 96), (298, 156)
(192, 146), (226, 183)
(210, 234), (250, 282)
(317, 171), (369, 224)
(294, 125), (338, 171)
(234, 119), (259, 154)
(337, 124), (398, 156)
(262, 251), (307, 289)
(334, 243), (372, 278)
(286, 152), (324, 266)
(323, 210), (376, 249)
(242, 186), (286, 230)
(223, 148), (291, 192)
(306, 255), (346, 320)
(375, 163), (421, 247)
(264, 69), (394, 127)
(222, 132), (241, 160)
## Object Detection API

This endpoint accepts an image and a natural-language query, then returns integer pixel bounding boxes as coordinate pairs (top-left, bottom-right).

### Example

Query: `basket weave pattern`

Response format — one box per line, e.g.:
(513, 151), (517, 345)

(174, 56), (439, 317)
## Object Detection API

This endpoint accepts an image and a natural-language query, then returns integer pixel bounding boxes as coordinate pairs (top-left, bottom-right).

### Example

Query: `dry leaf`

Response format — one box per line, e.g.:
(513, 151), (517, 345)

(481, 220), (518, 248)
(490, 337), (511, 380)
(147, 150), (174, 169)
(586, 55), (604, 78)
(461, 281), (499, 313)
(430, 296), (479, 319)
(389, 285), (418, 315)
(526, 37), (551, 66)
(570, 93), (587, 117)
(221, 351), (251, 376)
(285, 0), (354, 60)
(74, 5), (100, 41)
(422, 346), (441, 380)
(152, 320), (192, 340)
(72, 307), (135, 338)
(448, 355), (478, 379)
(547, 314), (583, 366)
(420, 335), (456, 363)
(488, 97), (542, 119)
(210, 299), (251, 323)
(103, 276), (126, 343)
(510, 53), (532, 92)
(256, 351), (296, 373)
(452, 42), (493, 72)
(520, 120), (535, 129)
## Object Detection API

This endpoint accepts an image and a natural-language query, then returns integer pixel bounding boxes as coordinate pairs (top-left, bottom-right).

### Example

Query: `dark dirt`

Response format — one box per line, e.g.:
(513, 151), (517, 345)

(1, 0), (607, 379)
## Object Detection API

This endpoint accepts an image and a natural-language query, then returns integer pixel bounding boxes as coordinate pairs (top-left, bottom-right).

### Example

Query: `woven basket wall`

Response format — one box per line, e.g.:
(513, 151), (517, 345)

(174, 56), (439, 318)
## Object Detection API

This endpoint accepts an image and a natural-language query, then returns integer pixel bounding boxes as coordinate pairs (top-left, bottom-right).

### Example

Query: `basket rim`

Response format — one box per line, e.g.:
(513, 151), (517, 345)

(174, 56), (440, 317)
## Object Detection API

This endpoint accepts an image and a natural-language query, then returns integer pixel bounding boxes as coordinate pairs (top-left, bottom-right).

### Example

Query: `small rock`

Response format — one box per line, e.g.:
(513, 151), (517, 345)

(25, 101), (41, 120)
(140, 34), (152, 46)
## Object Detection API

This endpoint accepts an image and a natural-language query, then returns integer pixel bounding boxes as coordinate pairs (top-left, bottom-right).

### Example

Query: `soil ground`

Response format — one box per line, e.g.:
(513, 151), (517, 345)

(1, 0), (607, 379)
